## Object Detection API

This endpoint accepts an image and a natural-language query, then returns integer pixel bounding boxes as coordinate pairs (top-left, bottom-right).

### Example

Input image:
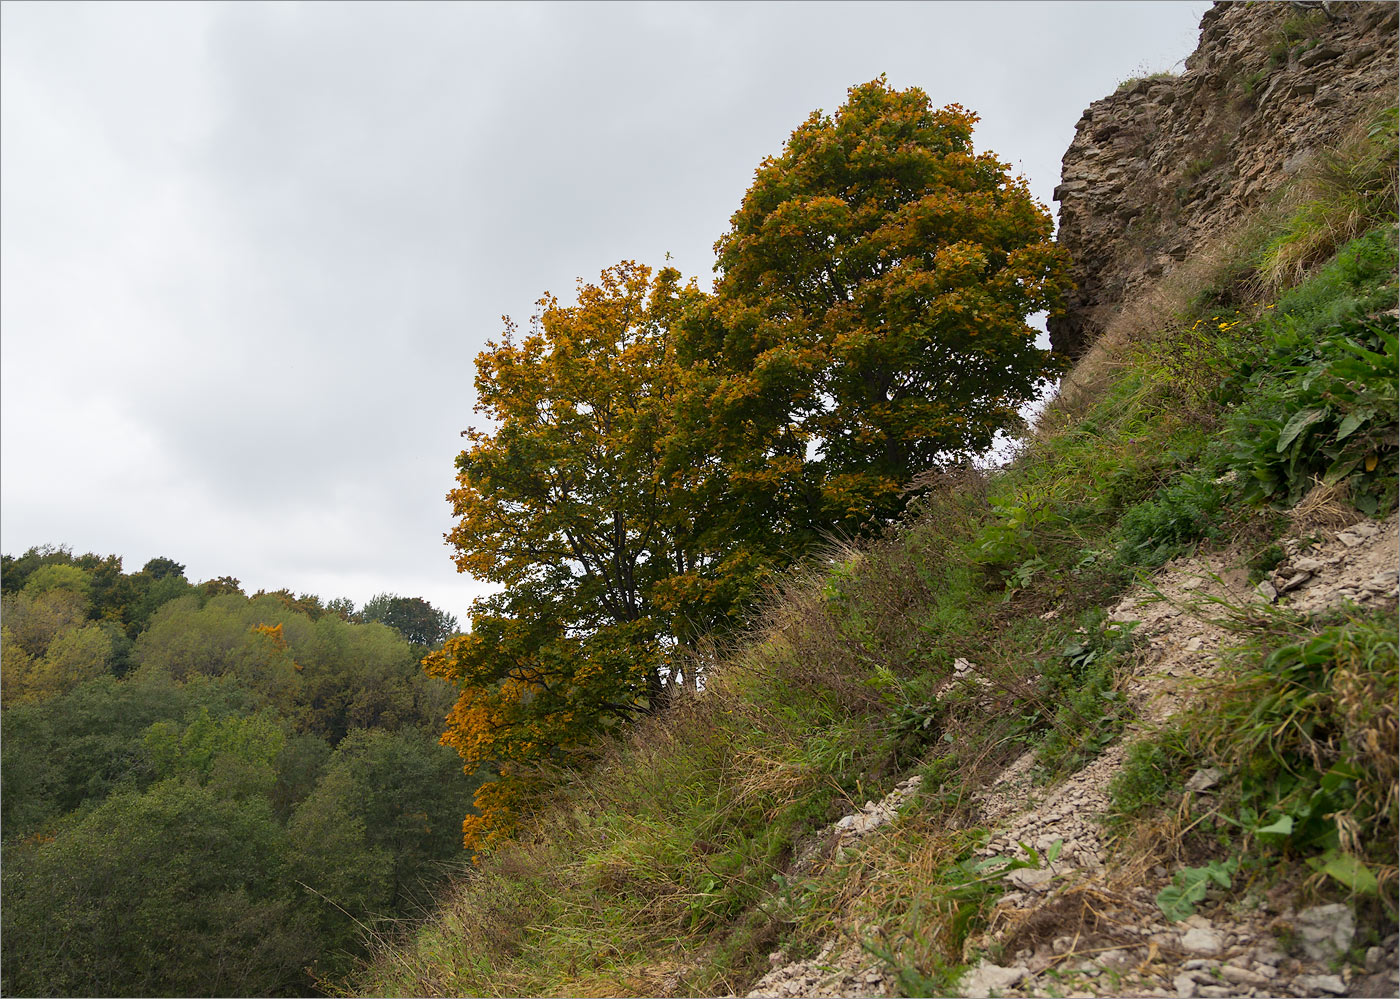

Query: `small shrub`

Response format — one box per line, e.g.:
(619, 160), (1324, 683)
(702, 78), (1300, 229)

(1109, 735), (1191, 821)
(1029, 615), (1137, 776)
(1117, 473), (1229, 568)
(1115, 70), (1178, 93)
(1228, 315), (1398, 513)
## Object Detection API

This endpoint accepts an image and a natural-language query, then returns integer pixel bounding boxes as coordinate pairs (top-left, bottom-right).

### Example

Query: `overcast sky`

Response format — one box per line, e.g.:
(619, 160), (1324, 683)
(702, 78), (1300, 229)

(1, 0), (1210, 624)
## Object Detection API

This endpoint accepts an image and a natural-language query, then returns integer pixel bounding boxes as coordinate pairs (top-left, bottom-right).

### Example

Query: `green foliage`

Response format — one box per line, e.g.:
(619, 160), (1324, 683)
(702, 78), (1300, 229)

(287, 728), (479, 975)
(1, 586), (88, 660)
(1225, 261), (1398, 513)
(142, 705), (285, 796)
(301, 727), (479, 909)
(1, 779), (312, 998)
(360, 592), (459, 647)
(1156, 859), (1237, 922)
(1029, 616), (1136, 776)
(0, 550), (476, 996)
(23, 562), (92, 601)
(1117, 472), (1228, 567)
(1108, 735), (1191, 821)
(1114, 609), (1397, 906)
(1, 673), (193, 836)
(131, 589), (450, 740)
(141, 555), (186, 580)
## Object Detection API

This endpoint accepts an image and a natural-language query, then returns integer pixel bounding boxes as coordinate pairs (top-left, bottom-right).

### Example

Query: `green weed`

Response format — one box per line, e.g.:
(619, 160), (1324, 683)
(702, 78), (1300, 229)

(1113, 608), (1398, 909)
(1117, 473), (1229, 568)
(1156, 858), (1238, 922)
(1030, 616), (1137, 776)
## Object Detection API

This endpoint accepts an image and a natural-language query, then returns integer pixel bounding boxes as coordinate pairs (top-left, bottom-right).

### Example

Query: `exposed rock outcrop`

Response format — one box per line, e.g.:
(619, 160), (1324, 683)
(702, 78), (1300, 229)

(1049, 1), (1399, 358)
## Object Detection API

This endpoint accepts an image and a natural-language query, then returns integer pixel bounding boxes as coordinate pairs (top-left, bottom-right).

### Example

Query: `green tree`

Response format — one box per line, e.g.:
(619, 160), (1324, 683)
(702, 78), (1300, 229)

(0, 586), (88, 661)
(200, 574), (244, 598)
(3, 621), (117, 704)
(141, 556), (185, 580)
(0, 673), (251, 840)
(22, 562), (92, 601)
(286, 728), (479, 974)
(360, 592), (459, 647)
(1, 544), (76, 594)
(1, 779), (312, 997)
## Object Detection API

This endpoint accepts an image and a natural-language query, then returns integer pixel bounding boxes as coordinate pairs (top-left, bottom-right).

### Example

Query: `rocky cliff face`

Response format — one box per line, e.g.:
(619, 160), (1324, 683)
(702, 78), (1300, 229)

(1049, 1), (1398, 358)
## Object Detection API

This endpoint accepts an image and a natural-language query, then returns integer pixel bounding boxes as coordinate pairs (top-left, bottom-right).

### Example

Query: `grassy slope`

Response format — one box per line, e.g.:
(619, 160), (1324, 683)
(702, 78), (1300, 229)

(348, 120), (1398, 999)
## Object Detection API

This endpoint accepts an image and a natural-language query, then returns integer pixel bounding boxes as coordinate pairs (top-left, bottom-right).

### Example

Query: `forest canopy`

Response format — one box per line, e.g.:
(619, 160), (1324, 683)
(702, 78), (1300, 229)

(1, 544), (474, 997)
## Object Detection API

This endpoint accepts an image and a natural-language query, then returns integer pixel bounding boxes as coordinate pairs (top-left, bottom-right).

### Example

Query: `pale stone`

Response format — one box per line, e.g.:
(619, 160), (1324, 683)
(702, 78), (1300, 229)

(1173, 972), (1197, 998)
(1006, 867), (1054, 891)
(1219, 965), (1267, 987)
(1179, 926), (1223, 956)
(1098, 949), (1132, 971)
(960, 961), (1028, 999)
(1295, 903), (1354, 963)
(1184, 768), (1222, 792)
(1295, 973), (1346, 995)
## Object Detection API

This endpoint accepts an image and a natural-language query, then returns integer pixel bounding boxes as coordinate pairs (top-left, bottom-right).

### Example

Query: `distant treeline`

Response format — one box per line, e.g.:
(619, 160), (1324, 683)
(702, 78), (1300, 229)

(1, 545), (477, 997)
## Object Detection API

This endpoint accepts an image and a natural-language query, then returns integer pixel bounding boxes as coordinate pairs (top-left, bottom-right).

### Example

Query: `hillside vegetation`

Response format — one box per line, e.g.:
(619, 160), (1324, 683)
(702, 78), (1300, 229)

(350, 105), (1398, 997)
(0, 558), (475, 996)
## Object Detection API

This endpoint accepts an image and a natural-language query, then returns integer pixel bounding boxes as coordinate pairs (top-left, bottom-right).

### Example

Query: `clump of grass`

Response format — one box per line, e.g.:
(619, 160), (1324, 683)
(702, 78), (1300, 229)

(1260, 107), (1399, 291)
(1115, 70), (1178, 94)
(1267, 7), (1328, 68)
(1110, 607), (1398, 909)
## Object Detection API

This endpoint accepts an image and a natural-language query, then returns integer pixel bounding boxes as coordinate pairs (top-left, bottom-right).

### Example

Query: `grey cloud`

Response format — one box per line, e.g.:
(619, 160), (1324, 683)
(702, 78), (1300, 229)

(3, 0), (1209, 614)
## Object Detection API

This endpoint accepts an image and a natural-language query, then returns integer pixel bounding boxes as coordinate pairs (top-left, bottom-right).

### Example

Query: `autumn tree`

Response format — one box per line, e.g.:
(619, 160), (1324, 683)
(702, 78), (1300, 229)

(432, 261), (717, 851)
(434, 83), (1070, 854)
(699, 76), (1071, 527)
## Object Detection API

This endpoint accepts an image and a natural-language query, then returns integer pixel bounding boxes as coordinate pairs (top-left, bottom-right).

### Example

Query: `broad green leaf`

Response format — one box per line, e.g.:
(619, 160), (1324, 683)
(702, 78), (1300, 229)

(1276, 408), (1327, 453)
(1256, 814), (1294, 838)
(1323, 454), (1361, 485)
(1321, 853), (1378, 895)
(1155, 884), (1201, 922)
(1204, 859), (1236, 887)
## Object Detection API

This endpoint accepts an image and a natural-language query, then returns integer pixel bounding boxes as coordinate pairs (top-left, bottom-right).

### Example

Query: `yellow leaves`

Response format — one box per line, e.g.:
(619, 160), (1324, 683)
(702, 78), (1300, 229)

(250, 622), (287, 650)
